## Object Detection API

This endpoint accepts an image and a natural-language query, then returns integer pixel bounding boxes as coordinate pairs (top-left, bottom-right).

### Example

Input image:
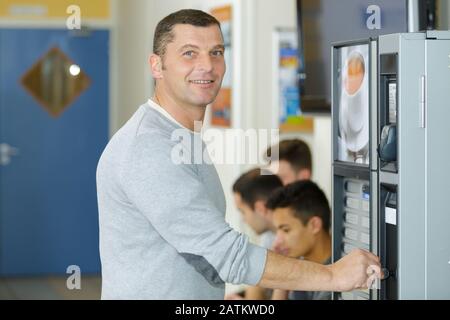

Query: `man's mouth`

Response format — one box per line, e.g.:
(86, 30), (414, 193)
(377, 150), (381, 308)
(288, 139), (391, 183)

(274, 246), (289, 256)
(189, 80), (214, 84)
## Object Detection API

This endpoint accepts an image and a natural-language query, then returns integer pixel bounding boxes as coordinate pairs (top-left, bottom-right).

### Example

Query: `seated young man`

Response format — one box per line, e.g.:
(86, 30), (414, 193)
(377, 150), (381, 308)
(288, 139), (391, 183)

(266, 180), (332, 300)
(265, 139), (312, 185)
(226, 168), (283, 300)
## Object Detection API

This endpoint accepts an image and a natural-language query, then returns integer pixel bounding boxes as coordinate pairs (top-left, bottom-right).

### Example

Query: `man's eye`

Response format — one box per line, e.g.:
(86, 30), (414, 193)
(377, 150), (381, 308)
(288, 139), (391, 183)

(183, 51), (195, 57)
(282, 228), (290, 233)
(212, 50), (224, 57)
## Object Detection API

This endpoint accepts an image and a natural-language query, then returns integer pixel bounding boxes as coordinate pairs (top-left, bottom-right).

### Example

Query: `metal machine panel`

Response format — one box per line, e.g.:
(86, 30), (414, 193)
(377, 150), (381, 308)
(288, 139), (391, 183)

(333, 31), (450, 300)
(395, 35), (427, 299)
(425, 39), (450, 299)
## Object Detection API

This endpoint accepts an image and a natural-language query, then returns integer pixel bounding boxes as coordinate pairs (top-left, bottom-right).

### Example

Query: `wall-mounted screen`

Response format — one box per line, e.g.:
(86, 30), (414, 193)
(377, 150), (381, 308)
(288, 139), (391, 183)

(297, 0), (409, 113)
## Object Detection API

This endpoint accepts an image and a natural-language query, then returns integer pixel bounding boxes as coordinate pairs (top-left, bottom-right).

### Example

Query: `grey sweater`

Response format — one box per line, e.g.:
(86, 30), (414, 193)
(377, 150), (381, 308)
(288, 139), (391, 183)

(96, 100), (267, 299)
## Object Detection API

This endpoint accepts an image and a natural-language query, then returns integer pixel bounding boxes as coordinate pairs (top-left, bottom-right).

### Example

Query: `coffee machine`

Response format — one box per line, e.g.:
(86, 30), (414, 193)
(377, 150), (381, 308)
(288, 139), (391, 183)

(331, 31), (450, 299)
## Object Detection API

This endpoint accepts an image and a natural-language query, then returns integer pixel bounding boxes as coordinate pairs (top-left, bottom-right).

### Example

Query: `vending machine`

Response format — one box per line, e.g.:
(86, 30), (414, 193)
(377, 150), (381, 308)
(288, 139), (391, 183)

(331, 31), (450, 299)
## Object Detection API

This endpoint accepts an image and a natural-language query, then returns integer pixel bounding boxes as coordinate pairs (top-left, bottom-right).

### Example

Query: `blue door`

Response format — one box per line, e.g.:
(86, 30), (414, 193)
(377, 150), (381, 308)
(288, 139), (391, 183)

(0, 29), (109, 275)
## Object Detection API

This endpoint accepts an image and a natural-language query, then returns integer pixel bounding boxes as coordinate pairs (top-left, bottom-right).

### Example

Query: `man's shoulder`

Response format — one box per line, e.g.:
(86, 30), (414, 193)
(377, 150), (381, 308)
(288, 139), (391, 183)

(98, 104), (174, 165)
(130, 103), (173, 140)
(112, 104), (174, 146)
(101, 102), (197, 174)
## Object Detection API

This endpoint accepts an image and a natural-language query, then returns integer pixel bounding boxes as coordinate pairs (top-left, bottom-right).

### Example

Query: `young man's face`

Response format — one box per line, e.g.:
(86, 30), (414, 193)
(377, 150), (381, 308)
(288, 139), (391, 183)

(158, 24), (226, 108)
(233, 193), (268, 235)
(272, 207), (315, 258)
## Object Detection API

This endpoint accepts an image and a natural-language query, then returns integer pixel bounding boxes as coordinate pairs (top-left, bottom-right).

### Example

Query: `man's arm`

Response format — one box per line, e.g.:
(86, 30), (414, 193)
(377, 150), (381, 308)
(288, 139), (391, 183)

(244, 286), (268, 300)
(125, 134), (381, 292)
(257, 249), (381, 293)
(271, 289), (289, 300)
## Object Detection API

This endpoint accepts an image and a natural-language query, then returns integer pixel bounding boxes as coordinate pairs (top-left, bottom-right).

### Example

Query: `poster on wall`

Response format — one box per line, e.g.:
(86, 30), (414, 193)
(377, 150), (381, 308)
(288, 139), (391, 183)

(273, 28), (313, 133)
(210, 5), (232, 127)
(337, 43), (369, 165)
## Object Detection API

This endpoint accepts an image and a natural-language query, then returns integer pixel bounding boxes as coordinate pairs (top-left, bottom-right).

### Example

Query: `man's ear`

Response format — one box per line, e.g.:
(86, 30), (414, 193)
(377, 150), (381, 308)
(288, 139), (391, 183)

(149, 54), (163, 79)
(308, 216), (323, 235)
(254, 200), (267, 217)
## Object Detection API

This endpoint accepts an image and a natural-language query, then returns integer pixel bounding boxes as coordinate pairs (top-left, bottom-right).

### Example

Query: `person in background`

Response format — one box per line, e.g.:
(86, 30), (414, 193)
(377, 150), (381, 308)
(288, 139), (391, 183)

(226, 168), (283, 299)
(266, 139), (312, 185)
(267, 180), (332, 300)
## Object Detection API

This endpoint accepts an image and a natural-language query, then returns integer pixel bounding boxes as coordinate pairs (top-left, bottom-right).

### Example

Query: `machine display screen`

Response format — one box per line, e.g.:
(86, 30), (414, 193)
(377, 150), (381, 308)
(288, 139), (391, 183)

(337, 43), (370, 165)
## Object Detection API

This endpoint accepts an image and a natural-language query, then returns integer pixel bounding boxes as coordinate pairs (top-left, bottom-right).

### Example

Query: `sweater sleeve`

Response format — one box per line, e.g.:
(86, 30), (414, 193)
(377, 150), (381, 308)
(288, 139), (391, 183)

(121, 132), (267, 286)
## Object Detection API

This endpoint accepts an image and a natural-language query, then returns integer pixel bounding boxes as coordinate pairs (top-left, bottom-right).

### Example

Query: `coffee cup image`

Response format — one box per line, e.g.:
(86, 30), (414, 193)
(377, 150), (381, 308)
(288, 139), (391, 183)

(338, 49), (369, 164)
(345, 52), (365, 95)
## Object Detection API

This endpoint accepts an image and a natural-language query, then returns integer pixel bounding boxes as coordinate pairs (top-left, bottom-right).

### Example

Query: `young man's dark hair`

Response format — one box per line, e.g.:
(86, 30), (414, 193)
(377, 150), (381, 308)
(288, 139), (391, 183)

(153, 9), (222, 59)
(266, 180), (330, 231)
(266, 139), (312, 172)
(233, 168), (283, 210)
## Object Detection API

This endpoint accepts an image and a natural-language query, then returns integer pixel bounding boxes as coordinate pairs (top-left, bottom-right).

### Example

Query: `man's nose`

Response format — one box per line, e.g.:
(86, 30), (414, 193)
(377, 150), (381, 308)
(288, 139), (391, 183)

(197, 54), (213, 73)
(272, 234), (283, 251)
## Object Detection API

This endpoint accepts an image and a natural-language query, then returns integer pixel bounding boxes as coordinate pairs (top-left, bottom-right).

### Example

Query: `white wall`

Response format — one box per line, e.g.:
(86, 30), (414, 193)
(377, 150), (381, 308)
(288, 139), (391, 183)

(113, 0), (152, 131)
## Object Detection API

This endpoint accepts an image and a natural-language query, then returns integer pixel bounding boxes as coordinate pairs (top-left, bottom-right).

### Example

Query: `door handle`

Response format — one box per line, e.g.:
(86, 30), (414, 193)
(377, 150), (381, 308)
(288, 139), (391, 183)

(0, 143), (19, 166)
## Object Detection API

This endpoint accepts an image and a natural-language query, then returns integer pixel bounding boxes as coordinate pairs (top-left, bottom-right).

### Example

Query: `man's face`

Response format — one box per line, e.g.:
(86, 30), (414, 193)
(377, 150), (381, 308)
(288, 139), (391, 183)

(233, 193), (268, 235)
(272, 207), (315, 258)
(158, 24), (226, 108)
(269, 160), (300, 186)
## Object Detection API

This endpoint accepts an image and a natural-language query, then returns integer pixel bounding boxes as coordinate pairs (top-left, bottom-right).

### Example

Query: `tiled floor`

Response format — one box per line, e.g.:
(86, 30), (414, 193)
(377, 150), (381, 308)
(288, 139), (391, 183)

(0, 276), (101, 300)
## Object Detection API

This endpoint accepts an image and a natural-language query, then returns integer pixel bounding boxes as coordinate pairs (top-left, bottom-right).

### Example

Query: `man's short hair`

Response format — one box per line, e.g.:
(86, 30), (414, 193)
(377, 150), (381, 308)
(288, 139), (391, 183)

(153, 9), (221, 59)
(233, 168), (283, 209)
(266, 139), (312, 173)
(266, 180), (330, 231)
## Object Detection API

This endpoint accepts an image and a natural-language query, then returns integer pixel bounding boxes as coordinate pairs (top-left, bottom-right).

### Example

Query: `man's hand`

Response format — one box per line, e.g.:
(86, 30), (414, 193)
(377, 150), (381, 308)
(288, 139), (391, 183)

(330, 249), (382, 292)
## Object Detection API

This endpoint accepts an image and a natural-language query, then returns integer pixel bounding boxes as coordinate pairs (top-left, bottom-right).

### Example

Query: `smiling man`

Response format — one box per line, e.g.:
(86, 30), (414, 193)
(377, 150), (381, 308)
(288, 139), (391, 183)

(96, 9), (381, 300)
